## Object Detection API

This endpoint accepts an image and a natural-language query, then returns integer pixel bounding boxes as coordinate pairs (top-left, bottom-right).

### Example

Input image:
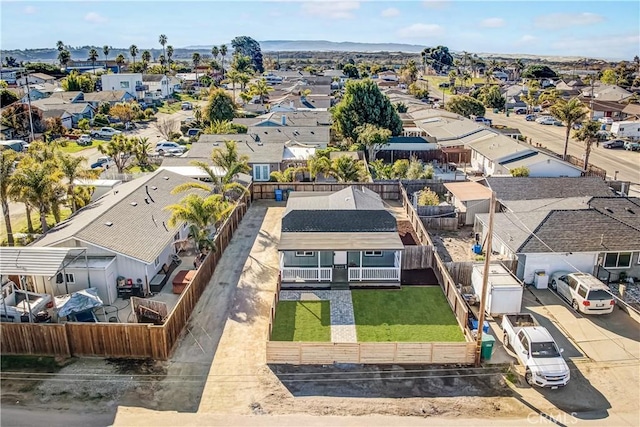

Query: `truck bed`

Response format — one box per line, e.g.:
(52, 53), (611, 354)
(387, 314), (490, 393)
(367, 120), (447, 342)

(504, 313), (537, 328)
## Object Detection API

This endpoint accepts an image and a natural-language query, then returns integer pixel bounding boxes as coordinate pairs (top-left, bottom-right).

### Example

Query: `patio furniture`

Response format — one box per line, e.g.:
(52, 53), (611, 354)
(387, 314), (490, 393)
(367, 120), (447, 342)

(149, 273), (168, 293)
(172, 269), (196, 294)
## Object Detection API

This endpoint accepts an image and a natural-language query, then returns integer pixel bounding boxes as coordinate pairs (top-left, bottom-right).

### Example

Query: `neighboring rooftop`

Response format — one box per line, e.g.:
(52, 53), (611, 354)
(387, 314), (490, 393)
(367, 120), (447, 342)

(484, 177), (614, 201)
(444, 181), (493, 202)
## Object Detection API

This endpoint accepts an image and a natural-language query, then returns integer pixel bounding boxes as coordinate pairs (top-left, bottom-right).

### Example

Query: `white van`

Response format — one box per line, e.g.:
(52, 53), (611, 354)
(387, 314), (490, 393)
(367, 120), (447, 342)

(549, 272), (615, 315)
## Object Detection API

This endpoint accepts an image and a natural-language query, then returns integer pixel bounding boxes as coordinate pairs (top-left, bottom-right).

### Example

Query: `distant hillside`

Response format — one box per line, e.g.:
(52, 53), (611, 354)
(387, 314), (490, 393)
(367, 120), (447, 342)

(187, 40), (427, 53)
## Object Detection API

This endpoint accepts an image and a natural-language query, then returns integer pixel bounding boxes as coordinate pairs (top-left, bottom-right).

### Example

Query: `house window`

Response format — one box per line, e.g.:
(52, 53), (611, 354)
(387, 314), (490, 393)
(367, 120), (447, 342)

(120, 81), (130, 89)
(364, 251), (383, 257)
(295, 251), (314, 257)
(604, 252), (632, 268)
(56, 273), (75, 284)
(253, 164), (270, 181)
(154, 256), (160, 267)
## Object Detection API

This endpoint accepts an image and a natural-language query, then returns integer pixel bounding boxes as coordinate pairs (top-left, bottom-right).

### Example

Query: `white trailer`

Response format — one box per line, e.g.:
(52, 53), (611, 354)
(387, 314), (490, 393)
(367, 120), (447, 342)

(610, 120), (640, 141)
(472, 264), (523, 315)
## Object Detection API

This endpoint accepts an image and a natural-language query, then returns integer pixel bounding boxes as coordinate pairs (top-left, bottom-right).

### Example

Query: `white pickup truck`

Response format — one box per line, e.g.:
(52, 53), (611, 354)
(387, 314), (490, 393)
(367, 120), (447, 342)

(502, 313), (570, 388)
(90, 127), (122, 139)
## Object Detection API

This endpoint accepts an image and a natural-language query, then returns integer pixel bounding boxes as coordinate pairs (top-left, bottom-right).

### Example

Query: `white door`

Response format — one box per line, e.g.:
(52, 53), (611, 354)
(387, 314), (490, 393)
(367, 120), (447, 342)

(253, 164), (270, 181)
(333, 251), (347, 265)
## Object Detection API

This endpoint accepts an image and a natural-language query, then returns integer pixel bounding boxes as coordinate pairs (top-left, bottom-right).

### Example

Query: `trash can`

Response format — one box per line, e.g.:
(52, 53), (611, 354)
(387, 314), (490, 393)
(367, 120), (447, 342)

(472, 243), (482, 254)
(274, 189), (283, 201)
(481, 334), (495, 361)
(471, 319), (490, 333)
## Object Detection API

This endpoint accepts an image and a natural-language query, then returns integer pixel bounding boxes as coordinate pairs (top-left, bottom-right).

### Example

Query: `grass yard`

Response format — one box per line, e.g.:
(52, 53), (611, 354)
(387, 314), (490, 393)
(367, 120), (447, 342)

(157, 93), (199, 114)
(58, 141), (102, 154)
(352, 287), (465, 342)
(271, 301), (331, 342)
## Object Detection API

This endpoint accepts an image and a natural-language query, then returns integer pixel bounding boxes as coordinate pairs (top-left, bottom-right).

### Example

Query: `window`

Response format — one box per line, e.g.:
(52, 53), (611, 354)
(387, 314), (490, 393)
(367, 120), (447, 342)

(154, 256), (160, 267)
(120, 81), (130, 89)
(567, 276), (578, 290)
(253, 164), (270, 181)
(364, 251), (383, 257)
(577, 286), (588, 299)
(56, 273), (75, 284)
(519, 333), (530, 353)
(604, 252), (632, 268)
(295, 251), (314, 257)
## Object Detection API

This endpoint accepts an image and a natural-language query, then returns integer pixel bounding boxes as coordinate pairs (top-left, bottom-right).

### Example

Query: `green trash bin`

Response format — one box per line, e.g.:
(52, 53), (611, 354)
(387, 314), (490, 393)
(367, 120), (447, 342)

(481, 334), (495, 361)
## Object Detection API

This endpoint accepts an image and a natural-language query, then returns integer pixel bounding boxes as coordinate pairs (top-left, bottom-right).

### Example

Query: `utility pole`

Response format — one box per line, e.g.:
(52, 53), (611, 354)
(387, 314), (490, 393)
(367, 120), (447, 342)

(474, 191), (496, 367)
(24, 72), (35, 142)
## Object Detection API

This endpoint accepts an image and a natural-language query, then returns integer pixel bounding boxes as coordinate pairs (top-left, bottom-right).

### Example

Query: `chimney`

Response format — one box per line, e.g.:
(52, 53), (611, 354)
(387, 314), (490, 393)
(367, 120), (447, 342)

(281, 115), (286, 126)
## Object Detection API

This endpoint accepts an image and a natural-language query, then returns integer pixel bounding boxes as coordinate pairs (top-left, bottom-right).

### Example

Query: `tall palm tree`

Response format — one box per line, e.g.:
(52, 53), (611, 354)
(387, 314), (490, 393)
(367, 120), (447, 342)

(247, 78), (273, 104)
(56, 40), (65, 52)
(550, 98), (588, 160)
(448, 70), (457, 89)
(56, 152), (98, 212)
(158, 34), (168, 72)
(512, 58), (524, 82)
(115, 53), (126, 73)
(211, 46), (219, 63)
(88, 48), (99, 75)
(58, 50), (71, 70)
(141, 50), (151, 73)
(166, 45), (174, 68)
(129, 44), (139, 66)
(102, 45), (110, 69)
(165, 192), (233, 252)
(192, 52), (202, 87)
(158, 54), (166, 71)
(485, 68), (495, 85)
(573, 120), (600, 173)
(0, 150), (18, 246)
(11, 157), (63, 234)
(225, 69), (242, 100)
(220, 44), (227, 78)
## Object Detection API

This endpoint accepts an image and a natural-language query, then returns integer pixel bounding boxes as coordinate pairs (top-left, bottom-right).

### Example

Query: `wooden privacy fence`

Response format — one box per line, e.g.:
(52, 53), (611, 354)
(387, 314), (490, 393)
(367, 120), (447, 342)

(252, 182), (401, 201)
(402, 245), (434, 270)
(266, 341), (476, 365)
(0, 191), (252, 360)
(420, 217), (459, 231)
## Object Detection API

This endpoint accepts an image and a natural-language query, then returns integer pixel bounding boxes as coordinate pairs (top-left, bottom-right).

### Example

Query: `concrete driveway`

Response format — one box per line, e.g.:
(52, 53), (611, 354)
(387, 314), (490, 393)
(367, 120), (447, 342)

(523, 287), (640, 363)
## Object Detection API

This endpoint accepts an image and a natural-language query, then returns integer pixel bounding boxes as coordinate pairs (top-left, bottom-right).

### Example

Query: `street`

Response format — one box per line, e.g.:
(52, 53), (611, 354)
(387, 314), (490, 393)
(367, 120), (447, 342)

(484, 111), (640, 185)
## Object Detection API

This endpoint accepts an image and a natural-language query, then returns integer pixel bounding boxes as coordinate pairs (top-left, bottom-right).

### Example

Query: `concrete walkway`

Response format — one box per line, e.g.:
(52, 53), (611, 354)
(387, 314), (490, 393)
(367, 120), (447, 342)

(280, 290), (357, 342)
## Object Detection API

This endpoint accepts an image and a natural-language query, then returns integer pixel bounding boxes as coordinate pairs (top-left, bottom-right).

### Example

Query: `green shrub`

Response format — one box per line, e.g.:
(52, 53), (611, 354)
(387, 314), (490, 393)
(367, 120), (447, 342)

(169, 131), (182, 141)
(417, 188), (440, 206)
(144, 108), (155, 118)
(93, 114), (109, 126)
(78, 118), (90, 131)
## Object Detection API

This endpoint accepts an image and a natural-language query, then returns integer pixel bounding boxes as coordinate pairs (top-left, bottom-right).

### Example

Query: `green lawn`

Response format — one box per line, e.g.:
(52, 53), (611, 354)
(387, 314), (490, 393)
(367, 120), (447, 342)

(271, 301), (331, 342)
(58, 141), (102, 154)
(352, 287), (465, 342)
(157, 94), (199, 114)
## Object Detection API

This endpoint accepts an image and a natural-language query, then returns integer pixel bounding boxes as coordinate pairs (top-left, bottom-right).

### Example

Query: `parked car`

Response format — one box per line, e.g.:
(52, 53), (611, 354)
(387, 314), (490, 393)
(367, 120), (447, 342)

(438, 82), (450, 88)
(90, 156), (114, 169)
(525, 114), (537, 121)
(90, 127), (122, 139)
(513, 107), (527, 115)
(549, 271), (615, 315)
(502, 313), (569, 388)
(598, 117), (614, 125)
(181, 102), (193, 110)
(552, 120), (564, 126)
(0, 139), (29, 152)
(602, 139), (625, 149)
(624, 141), (640, 151)
(77, 134), (93, 146)
(596, 130), (612, 141)
(536, 116), (556, 125)
(155, 141), (186, 156)
(186, 128), (202, 137)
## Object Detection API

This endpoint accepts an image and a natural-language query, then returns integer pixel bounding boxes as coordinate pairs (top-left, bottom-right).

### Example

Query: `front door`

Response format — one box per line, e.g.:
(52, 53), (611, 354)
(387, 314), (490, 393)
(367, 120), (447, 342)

(333, 251), (347, 266)
(253, 164), (270, 181)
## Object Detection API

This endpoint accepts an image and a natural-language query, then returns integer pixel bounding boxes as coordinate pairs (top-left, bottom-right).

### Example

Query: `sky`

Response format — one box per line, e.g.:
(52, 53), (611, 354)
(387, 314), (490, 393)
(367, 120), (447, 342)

(1, 0), (639, 60)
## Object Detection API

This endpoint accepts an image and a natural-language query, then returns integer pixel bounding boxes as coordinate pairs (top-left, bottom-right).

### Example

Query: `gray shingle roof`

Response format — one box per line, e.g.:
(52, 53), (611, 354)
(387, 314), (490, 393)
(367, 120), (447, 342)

(588, 197), (640, 230)
(142, 74), (165, 82)
(485, 177), (614, 201)
(192, 135), (284, 163)
(282, 187), (397, 233)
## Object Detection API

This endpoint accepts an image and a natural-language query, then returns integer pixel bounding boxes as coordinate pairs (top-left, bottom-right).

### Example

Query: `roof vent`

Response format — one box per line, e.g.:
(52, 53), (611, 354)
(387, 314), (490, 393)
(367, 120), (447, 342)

(104, 222), (113, 227)
(145, 198), (149, 204)
(130, 202), (137, 206)
(626, 207), (636, 214)
(605, 207), (613, 213)
(151, 186), (157, 190)
(163, 176), (169, 180)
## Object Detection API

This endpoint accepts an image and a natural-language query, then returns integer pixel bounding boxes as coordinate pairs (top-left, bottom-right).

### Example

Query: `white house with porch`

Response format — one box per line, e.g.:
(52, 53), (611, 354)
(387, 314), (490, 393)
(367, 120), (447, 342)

(278, 187), (404, 287)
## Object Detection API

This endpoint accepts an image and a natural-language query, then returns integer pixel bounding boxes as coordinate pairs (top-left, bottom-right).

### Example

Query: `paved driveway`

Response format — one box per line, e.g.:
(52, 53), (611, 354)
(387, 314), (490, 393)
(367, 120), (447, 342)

(523, 288), (640, 363)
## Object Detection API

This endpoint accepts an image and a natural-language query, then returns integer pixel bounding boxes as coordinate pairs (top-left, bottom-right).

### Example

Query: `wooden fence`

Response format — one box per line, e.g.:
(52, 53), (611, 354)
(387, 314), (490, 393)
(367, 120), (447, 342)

(266, 341), (476, 365)
(420, 217), (459, 231)
(0, 190), (252, 360)
(252, 182), (401, 201)
(402, 245), (434, 270)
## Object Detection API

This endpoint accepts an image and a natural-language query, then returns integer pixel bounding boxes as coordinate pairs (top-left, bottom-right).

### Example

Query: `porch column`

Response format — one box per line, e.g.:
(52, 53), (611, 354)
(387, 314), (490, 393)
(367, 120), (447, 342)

(359, 251), (363, 282)
(317, 251), (321, 280)
(397, 251), (402, 280)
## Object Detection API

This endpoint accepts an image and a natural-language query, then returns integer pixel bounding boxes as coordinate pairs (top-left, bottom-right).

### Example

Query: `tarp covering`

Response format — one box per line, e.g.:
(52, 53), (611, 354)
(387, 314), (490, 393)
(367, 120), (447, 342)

(56, 288), (103, 318)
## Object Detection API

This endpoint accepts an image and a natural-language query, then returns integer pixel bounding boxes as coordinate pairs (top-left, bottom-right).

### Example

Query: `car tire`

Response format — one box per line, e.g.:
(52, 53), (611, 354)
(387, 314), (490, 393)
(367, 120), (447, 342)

(572, 300), (579, 312)
(550, 280), (557, 291)
(525, 370), (533, 386)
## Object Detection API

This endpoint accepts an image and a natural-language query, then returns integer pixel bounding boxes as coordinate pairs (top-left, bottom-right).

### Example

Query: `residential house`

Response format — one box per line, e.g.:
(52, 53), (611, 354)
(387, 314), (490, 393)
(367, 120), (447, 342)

(580, 98), (627, 121)
(17, 73), (57, 87)
(278, 186), (404, 287)
(101, 73), (145, 98)
(475, 196), (640, 285)
(82, 90), (136, 107)
(469, 134), (582, 177)
(0, 124), (16, 140)
(67, 59), (119, 73)
(30, 170), (200, 304)
(377, 70), (399, 81)
(443, 181), (494, 225)
(142, 74), (180, 99)
(413, 113), (496, 147)
(621, 104), (640, 121)
(269, 93), (332, 111)
(0, 67), (25, 85)
(18, 83), (59, 102)
(375, 136), (439, 163)
(31, 92), (94, 128)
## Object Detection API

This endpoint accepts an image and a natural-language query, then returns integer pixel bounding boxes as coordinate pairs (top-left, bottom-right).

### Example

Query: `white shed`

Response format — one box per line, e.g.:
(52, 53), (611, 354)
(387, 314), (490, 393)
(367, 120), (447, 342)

(472, 264), (523, 315)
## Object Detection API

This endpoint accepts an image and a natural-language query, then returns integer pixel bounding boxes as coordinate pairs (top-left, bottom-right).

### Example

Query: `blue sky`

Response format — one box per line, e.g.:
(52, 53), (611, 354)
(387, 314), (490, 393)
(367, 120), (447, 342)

(1, 1), (639, 59)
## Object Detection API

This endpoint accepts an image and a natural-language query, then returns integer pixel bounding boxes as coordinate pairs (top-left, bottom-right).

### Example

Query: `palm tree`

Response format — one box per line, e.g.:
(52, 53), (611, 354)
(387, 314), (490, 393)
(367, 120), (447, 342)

(58, 50), (71, 69)
(88, 48), (99, 75)
(0, 150), (18, 245)
(56, 152), (98, 212)
(158, 34), (168, 72)
(247, 78), (273, 104)
(141, 50), (151, 73)
(327, 155), (366, 183)
(448, 70), (457, 89)
(11, 157), (63, 234)
(129, 44), (139, 66)
(158, 54), (166, 71)
(573, 120), (600, 173)
(56, 40), (65, 52)
(165, 192), (233, 252)
(102, 45), (110, 69)
(133, 137), (152, 170)
(192, 52), (202, 87)
(550, 98), (588, 160)
(225, 69), (242, 100)
(461, 71), (471, 88)
(485, 68), (495, 85)
(220, 44), (227, 78)
(512, 58), (524, 82)
(166, 45), (174, 68)
(211, 46), (219, 62)
(115, 53), (126, 73)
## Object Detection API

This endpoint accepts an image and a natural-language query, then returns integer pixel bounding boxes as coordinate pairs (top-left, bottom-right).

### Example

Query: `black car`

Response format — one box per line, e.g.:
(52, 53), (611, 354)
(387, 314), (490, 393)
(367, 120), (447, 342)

(602, 139), (625, 149)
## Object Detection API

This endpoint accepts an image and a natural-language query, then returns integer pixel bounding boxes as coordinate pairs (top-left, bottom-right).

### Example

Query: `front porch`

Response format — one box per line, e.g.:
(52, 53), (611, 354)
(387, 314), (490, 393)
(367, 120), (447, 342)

(280, 250), (401, 285)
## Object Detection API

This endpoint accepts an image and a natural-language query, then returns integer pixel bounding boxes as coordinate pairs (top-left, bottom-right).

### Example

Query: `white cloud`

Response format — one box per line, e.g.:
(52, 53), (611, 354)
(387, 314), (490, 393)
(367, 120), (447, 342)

(516, 34), (537, 44)
(480, 17), (505, 28)
(534, 12), (604, 30)
(550, 32), (640, 60)
(381, 7), (400, 18)
(23, 5), (37, 14)
(397, 23), (444, 39)
(422, 0), (450, 10)
(84, 12), (108, 24)
(301, 1), (360, 19)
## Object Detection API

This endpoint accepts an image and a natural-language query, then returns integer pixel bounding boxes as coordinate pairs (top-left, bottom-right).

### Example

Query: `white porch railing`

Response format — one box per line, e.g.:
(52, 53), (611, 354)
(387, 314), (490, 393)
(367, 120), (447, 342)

(282, 267), (332, 282)
(348, 267), (400, 281)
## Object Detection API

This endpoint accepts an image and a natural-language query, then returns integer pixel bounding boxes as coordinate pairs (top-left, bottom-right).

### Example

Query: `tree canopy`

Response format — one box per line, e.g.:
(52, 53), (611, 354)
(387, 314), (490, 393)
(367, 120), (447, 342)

(521, 65), (557, 79)
(231, 36), (264, 73)
(421, 46), (453, 73)
(445, 95), (486, 118)
(205, 88), (236, 123)
(331, 79), (402, 142)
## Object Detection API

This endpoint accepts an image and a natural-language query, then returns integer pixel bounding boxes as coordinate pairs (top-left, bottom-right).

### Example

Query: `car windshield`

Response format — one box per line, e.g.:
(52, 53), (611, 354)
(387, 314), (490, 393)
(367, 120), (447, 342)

(587, 289), (613, 301)
(530, 342), (561, 358)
